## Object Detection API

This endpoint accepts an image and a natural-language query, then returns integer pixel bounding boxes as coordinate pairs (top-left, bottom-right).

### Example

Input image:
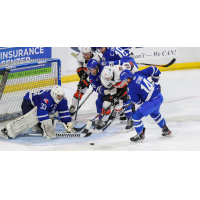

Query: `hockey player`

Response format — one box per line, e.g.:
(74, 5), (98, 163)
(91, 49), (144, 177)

(0, 85), (74, 139)
(69, 47), (101, 115)
(96, 47), (129, 66)
(120, 68), (172, 142)
(87, 59), (107, 126)
(98, 65), (134, 131)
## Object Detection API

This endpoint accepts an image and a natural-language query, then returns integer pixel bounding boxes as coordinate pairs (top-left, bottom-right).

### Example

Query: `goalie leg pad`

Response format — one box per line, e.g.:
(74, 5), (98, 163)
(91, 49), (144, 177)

(5, 106), (39, 138)
(41, 119), (57, 139)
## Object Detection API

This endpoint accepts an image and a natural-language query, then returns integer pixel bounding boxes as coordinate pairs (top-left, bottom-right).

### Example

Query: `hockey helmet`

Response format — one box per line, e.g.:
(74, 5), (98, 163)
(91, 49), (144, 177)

(50, 85), (65, 104)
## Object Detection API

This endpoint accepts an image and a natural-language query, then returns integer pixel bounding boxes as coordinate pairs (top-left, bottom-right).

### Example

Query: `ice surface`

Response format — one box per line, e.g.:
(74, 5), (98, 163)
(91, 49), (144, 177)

(0, 69), (200, 151)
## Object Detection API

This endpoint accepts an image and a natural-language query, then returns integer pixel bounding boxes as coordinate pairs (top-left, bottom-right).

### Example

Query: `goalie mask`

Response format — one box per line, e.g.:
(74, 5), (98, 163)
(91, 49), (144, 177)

(50, 85), (65, 104)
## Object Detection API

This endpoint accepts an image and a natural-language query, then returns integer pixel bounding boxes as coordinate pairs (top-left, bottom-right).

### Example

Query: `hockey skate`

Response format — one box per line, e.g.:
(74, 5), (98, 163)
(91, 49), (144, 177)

(69, 106), (76, 116)
(32, 124), (43, 133)
(119, 113), (127, 124)
(130, 128), (146, 142)
(0, 128), (9, 139)
(92, 119), (99, 126)
(96, 120), (107, 130)
(126, 119), (134, 131)
(108, 110), (117, 121)
(162, 125), (172, 136)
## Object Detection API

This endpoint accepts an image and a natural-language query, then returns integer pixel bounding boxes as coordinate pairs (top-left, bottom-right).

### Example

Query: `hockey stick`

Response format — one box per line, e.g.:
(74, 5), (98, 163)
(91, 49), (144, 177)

(82, 91), (123, 134)
(19, 132), (89, 138)
(136, 58), (176, 68)
(88, 101), (133, 134)
(71, 90), (94, 117)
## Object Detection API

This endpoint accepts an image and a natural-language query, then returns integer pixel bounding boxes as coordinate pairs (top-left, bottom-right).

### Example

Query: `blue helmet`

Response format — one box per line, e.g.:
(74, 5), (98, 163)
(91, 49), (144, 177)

(120, 69), (134, 81)
(87, 59), (98, 70)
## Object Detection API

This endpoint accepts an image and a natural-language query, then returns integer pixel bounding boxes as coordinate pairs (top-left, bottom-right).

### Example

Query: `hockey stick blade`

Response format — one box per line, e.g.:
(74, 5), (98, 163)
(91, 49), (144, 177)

(88, 129), (102, 134)
(82, 120), (93, 133)
(19, 132), (87, 138)
(74, 125), (86, 132)
(137, 58), (176, 68)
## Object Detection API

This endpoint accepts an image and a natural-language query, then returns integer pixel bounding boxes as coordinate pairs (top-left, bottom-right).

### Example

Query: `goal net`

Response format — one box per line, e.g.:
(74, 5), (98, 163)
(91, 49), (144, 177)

(0, 58), (61, 121)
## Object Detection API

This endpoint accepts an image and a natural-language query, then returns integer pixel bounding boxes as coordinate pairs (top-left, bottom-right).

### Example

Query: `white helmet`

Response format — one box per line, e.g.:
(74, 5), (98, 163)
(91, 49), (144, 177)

(101, 66), (114, 80)
(50, 85), (65, 104)
(80, 47), (91, 54)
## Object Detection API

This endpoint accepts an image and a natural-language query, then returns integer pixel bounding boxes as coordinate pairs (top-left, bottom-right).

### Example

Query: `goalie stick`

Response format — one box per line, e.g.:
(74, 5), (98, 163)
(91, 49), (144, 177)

(136, 58), (176, 68)
(19, 131), (89, 138)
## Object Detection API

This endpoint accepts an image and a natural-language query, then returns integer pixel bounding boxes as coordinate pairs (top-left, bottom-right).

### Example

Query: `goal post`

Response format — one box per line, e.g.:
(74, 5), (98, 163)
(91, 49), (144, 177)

(0, 58), (61, 121)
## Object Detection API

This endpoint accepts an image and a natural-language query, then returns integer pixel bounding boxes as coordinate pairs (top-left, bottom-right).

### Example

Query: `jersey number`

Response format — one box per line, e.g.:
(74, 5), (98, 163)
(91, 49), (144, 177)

(141, 79), (153, 93)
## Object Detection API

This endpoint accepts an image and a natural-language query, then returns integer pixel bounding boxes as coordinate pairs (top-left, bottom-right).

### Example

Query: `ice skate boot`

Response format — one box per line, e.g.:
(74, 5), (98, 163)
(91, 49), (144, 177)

(69, 106), (76, 116)
(108, 110), (117, 121)
(119, 113), (127, 124)
(130, 128), (146, 142)
(126, 119), (134, 131)
(96, 121), (107, 130)
(162, 125), (171, 136)
(0, 128), (9, 139)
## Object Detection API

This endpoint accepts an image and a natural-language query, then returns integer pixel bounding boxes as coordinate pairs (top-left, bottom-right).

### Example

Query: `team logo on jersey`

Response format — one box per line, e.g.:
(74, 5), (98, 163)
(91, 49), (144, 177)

(43, 98), (49, 104)
(101, 62), (107, 66)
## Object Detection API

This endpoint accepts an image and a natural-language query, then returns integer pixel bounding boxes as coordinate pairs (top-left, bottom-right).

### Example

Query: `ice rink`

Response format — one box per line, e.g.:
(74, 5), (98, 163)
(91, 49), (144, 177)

(0, 69), (200, 151)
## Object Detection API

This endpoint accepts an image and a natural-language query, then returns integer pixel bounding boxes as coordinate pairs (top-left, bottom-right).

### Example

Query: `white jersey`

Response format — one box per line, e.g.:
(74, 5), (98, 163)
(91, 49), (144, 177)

(77, 52), (101, 75)
(101, 65), (126, 90)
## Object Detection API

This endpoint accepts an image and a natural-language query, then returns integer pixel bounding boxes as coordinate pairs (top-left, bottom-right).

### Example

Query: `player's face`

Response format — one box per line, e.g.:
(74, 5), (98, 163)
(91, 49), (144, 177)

(83, 53), (91, 60)
(57, 95), (63, 100)
(99, 48), (107, 54)
(90, 68), (97, 75)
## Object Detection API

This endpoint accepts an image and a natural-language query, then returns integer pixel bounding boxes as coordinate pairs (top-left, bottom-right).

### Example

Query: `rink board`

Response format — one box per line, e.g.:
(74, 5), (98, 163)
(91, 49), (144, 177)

(61, 61), (200, 83)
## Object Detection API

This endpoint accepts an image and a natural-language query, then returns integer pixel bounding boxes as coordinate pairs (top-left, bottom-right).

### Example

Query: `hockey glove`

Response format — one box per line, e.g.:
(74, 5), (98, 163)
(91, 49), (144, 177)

(152, 75), (160, 83)
(77, 67), (88, 79)
(78, 79), (90, 89)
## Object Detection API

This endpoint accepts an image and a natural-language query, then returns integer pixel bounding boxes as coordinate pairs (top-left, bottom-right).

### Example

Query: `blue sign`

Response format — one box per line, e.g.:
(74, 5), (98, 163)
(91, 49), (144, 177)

(0, 47), (51, 64)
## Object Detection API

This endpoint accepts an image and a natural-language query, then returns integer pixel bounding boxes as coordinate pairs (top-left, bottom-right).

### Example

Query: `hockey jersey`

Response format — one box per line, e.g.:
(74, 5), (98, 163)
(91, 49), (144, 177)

(101, 64), (127, 90)
(89, 65), (104, 94)
(125, 67), (161, 105)
(99, 47), (129, 67)
(77, 52), (101, 75)
(24, 89), (71, 124)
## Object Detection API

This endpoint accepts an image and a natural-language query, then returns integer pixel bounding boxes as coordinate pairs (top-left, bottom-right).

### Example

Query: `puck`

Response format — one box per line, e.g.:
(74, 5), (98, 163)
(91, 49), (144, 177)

(90, 143), (94, 145)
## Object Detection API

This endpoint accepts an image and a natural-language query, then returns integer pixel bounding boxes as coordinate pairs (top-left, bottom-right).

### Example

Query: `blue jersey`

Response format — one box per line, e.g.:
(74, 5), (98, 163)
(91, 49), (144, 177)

(100, 47), (129, 67)
(127, 67), (161, 105)
(121, 47), (131, 55)
(121, 56), (138, 69)
(89, 65), (104, 94)
(24, 90), (71, 124)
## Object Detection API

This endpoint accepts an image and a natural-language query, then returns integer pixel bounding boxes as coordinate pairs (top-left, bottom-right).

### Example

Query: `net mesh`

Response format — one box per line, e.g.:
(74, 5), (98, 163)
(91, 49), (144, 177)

(0, 59), (59, 121)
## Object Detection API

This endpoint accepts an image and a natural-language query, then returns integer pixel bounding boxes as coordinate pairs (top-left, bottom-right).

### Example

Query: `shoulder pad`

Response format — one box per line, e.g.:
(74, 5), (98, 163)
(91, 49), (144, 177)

(77, 52), (85, 62)
(93, 53), (101, 62)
